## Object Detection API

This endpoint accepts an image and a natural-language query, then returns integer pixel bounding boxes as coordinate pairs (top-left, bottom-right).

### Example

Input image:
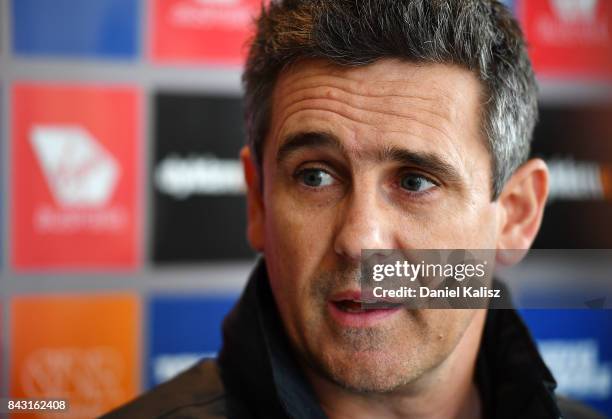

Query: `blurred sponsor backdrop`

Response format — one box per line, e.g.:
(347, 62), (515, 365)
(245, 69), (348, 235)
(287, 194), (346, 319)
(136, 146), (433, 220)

(0, 0), (610, 417)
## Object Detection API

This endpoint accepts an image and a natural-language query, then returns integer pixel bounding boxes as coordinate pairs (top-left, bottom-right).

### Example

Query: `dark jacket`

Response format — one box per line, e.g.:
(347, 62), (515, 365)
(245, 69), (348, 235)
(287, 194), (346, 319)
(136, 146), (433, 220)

(102, 260), (606, 419)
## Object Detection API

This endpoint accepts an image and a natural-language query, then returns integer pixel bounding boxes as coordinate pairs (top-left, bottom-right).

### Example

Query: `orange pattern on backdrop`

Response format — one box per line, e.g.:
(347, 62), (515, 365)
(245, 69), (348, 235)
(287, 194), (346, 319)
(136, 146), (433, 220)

(10, 294), (140, 419)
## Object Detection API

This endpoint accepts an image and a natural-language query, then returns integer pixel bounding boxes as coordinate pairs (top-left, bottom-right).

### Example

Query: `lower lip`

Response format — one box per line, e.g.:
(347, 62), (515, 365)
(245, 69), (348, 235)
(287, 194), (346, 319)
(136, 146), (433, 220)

(327, 301), (402, 328)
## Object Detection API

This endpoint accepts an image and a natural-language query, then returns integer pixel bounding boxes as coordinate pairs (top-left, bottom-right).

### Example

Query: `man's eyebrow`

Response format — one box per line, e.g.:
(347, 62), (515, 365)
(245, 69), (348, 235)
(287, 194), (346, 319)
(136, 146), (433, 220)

(377, 146), (463, 184)
(276, 131), (346, 164)
(276, 131), (463, 184)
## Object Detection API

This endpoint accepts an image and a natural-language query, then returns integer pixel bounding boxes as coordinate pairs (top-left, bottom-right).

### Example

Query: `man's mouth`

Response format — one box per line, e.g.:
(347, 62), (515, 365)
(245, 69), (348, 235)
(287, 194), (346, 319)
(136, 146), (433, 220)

(334, 299), (367, 313)
(332, 299), (402, 313)
(328, 291), (403, 327)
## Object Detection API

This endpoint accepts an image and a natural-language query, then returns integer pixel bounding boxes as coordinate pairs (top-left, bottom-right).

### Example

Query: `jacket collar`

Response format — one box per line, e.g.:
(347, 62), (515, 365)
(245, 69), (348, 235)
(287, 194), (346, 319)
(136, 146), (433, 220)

(218, 259), (325, 419)
(476, 304), (561, 418)
(218, 258), (561, 419)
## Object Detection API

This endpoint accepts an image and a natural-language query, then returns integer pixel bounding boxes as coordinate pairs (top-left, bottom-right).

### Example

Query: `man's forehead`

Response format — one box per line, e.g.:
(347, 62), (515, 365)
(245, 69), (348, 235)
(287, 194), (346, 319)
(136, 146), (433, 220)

(267, 58), (487, 163)
(274, 57), (483, 107)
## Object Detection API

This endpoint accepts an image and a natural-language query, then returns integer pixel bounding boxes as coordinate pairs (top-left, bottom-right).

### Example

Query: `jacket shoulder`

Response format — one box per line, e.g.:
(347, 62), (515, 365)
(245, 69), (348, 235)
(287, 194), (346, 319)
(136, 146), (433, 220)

(558, 397), (607, 419)
(100, 359), (227, 419)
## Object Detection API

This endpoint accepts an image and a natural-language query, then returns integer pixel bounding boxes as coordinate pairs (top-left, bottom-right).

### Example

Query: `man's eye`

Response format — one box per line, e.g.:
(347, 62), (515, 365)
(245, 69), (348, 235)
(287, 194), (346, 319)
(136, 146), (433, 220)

(400, 174), (436, 192)
(297, 168), (335, 188)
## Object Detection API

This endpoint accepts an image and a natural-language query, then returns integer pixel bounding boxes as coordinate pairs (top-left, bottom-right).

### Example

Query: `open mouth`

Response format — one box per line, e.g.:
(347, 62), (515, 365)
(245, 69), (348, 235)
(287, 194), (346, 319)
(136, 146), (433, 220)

(328, 296), (403, 327)
(327, 290), (404, 327)
(332, 299), (403, 313)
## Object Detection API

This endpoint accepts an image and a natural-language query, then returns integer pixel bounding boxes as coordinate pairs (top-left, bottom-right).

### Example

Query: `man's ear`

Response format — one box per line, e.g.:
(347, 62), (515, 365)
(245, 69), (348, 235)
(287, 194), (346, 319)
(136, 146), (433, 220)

(241, 146), (265, 252)
(496, 158), (549, 256)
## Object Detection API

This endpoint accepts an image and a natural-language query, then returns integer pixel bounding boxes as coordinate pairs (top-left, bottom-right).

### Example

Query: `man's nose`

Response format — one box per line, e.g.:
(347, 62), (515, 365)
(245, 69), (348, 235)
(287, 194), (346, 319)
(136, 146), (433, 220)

(333, 188), (394, 262)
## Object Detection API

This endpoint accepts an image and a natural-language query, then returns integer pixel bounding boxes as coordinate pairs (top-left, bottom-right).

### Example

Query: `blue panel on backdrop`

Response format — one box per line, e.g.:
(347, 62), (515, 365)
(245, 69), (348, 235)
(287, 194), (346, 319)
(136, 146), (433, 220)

(520, 310), (612, 416)
(12, 0), (139, 58)
(148, 295), (238, 388)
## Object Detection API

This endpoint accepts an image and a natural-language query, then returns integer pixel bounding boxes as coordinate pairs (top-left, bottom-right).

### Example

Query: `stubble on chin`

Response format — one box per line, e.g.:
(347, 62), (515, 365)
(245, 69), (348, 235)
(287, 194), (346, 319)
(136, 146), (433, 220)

(298, 266), (430, 393)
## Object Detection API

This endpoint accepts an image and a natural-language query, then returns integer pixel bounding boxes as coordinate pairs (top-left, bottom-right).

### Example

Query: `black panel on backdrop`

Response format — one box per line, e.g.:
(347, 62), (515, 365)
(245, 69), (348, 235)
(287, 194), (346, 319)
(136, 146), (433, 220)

(532, 104), (612, 249)
(153, 93), (253, 262)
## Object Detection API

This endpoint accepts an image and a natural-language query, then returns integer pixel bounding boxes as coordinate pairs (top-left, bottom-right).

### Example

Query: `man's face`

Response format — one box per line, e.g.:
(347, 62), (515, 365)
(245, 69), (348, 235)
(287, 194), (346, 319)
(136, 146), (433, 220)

(252, 59), (500, 392)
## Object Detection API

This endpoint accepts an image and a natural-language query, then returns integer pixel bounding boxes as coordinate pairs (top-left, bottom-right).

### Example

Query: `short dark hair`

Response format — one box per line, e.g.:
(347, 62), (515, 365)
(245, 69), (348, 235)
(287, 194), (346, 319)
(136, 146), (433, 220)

(243, 0), (538, 198)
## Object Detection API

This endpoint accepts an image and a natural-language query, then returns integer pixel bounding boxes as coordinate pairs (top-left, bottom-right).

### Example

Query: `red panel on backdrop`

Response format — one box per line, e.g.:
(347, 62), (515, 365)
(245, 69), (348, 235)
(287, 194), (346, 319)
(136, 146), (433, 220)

(11, 84), (141, 270)
(519, 0), (612, 79)
(150, 0), (262, 65)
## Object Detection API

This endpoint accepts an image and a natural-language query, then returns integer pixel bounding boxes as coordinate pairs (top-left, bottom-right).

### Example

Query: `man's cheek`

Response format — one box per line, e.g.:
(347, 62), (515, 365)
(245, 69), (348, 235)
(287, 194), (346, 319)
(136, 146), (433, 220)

(266, 207), (312, 273)
(272, 198), (327, 244)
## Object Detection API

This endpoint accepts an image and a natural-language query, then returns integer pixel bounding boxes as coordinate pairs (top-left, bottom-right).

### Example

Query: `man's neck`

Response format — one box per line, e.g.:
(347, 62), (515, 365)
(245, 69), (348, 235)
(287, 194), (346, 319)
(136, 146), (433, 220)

(305, 310), (487, 419)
